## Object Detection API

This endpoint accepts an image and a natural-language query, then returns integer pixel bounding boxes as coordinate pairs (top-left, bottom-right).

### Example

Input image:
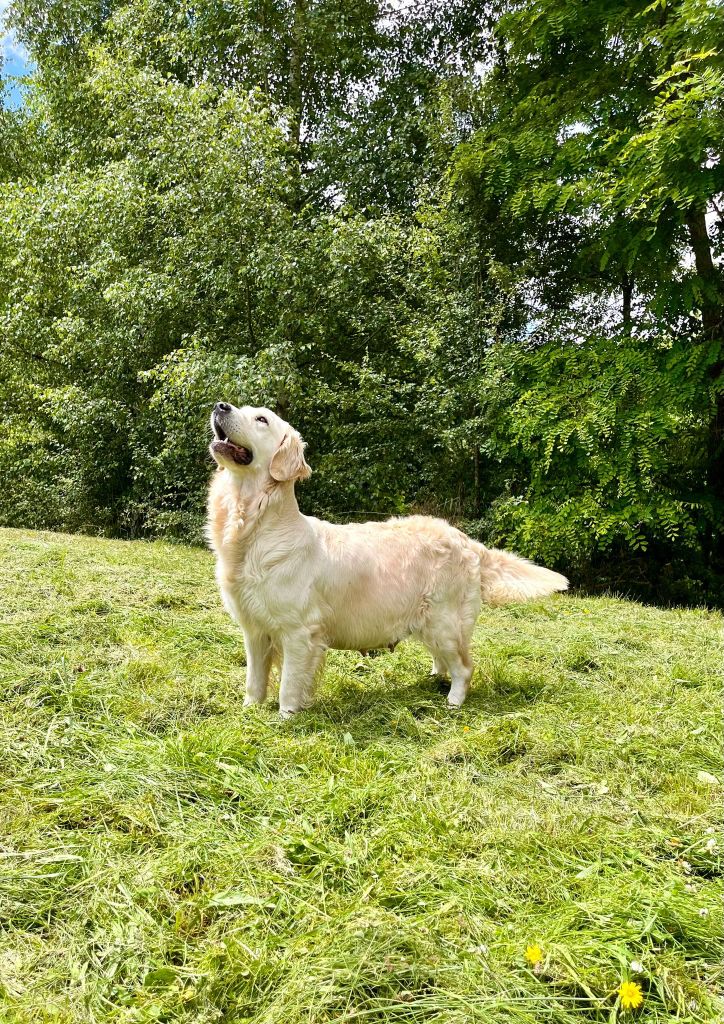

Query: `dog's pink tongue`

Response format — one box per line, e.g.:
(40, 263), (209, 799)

(212, 440), (253, 465)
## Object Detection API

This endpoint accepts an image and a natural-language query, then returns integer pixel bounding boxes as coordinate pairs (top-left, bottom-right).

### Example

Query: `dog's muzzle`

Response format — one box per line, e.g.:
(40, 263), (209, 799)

(210, 410), (253, 465)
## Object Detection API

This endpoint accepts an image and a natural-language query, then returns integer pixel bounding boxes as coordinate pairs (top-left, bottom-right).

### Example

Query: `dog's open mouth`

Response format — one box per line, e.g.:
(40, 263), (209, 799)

(211, 423), (253, 466)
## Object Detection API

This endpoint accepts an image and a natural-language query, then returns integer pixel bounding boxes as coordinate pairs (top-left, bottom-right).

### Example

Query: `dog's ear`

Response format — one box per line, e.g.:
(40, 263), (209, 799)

(269, 430), (312, 483)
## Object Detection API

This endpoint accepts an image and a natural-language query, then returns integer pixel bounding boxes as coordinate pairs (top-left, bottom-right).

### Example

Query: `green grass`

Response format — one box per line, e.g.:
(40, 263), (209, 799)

(0, 528), (722, 1024)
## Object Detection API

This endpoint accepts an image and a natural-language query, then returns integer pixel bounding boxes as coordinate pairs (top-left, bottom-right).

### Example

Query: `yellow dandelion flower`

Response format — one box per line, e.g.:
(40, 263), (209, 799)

(619, 980), (644, 1010)
(525, 944), (543, 965)
(463, 726), (470, 732)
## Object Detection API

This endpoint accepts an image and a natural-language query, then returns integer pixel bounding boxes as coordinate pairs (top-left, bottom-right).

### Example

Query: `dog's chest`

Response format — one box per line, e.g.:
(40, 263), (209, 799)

(221, 574), (267, 627)
(217, 548), (297, 633)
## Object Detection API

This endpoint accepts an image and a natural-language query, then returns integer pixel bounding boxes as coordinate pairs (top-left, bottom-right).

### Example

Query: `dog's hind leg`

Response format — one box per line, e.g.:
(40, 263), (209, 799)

(428, 641), (472, 707)
(243, 630), (273, 706)
(419, 616), (475, 709)
(446, 647), (473, 708)
(278, 628), (327, 718)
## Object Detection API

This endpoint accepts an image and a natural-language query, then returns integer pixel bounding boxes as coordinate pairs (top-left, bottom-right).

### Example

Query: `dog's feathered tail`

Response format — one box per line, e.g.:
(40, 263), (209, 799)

(475, 544), (568, 605)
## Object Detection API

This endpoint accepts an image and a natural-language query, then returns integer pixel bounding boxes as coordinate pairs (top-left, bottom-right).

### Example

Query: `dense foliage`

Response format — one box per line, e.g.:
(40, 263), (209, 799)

(1, 0), (723, 603)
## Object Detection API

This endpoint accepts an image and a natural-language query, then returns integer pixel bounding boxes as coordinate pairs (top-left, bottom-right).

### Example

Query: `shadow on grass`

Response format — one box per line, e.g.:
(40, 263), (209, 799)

(280, 667), (548, 746)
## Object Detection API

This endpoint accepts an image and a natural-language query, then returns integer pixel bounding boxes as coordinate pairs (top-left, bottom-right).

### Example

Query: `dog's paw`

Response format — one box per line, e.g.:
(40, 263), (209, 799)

(279, 706), (302, 720)
(243, 694), (265, 707)
(446, 694), (467, 709)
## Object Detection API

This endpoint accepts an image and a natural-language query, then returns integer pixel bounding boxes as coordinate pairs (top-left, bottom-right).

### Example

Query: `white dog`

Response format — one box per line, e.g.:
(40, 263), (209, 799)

(206, 403), (567, 717)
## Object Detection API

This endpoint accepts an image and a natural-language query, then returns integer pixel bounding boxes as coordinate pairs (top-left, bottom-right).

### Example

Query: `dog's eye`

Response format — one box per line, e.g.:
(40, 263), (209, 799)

(255, 415), (268, 425)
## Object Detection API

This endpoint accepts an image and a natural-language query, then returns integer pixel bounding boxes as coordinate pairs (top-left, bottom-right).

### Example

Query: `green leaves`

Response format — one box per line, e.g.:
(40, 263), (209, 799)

(479, 332), (713, 568)
(1, 0), (722, 599)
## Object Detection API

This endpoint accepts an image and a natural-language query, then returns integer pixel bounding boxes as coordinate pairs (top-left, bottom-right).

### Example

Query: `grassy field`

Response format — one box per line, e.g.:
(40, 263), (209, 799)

(0, 528), (722, 1024)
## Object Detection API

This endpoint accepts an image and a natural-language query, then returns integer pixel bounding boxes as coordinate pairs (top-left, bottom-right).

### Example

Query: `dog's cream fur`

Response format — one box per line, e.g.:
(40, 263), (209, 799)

(206, 404), (568, 716)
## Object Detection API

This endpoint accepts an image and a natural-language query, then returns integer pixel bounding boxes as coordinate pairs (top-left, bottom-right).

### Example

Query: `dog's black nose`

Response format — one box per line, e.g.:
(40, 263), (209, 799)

(215, 402), (231, 414)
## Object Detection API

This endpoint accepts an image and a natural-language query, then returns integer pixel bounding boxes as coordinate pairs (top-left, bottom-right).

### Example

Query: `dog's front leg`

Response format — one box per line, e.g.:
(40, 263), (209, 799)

(243, 630), (273, 706)
(278, 629), (325, 718)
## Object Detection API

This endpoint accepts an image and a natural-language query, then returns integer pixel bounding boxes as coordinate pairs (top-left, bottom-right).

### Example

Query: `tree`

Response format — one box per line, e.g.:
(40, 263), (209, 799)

(0, 67), (292, 532)
(2, 0), (723, 602)
(448, 0), (724, 594)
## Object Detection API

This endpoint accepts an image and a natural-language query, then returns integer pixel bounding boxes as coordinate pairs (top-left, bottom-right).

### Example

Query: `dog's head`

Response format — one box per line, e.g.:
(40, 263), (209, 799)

(209, 402), (311, 483)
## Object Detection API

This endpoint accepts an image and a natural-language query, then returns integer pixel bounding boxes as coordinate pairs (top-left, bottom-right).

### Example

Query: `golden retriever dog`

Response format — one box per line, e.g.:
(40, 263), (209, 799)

(206, 402), (567, 717)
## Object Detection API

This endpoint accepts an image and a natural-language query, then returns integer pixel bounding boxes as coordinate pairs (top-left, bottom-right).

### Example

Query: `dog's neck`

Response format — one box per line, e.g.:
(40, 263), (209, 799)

(208, 468), (301, 551)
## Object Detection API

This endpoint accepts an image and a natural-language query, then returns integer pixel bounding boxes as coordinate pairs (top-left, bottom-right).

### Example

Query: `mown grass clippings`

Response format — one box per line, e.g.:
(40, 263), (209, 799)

(0, 527), (722, 1023)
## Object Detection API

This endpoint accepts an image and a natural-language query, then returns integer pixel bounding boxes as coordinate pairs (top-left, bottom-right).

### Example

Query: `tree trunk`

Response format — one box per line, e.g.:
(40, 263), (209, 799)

(473, 446), (480, 515)
(278, 0), (307, 414)
(685, 204), (724, 589)
(622, 271), (633, 333)
(288, 0), (306, 156)
(285, 0), (306, 218)
(685, 206), (721, 338)
(245, 273), (256, 348)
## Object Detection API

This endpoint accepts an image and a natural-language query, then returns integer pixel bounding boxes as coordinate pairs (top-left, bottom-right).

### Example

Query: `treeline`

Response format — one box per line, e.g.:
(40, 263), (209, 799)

(0, 0), (723, 604)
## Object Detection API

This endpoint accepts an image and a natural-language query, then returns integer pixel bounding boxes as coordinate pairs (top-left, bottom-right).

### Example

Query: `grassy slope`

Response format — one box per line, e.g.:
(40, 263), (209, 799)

(0, 528), (722, 1024)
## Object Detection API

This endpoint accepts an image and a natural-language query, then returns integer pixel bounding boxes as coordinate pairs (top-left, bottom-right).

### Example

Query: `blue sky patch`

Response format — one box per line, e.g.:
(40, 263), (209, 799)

(2, 1), (31, 109)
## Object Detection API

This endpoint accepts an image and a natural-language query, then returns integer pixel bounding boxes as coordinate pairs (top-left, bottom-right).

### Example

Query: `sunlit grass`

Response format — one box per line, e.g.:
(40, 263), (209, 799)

(1, 528), (722, 1023)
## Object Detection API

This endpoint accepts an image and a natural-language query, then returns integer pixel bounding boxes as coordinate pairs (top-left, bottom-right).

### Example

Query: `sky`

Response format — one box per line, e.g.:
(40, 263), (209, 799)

(1, 0), (31, 109)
